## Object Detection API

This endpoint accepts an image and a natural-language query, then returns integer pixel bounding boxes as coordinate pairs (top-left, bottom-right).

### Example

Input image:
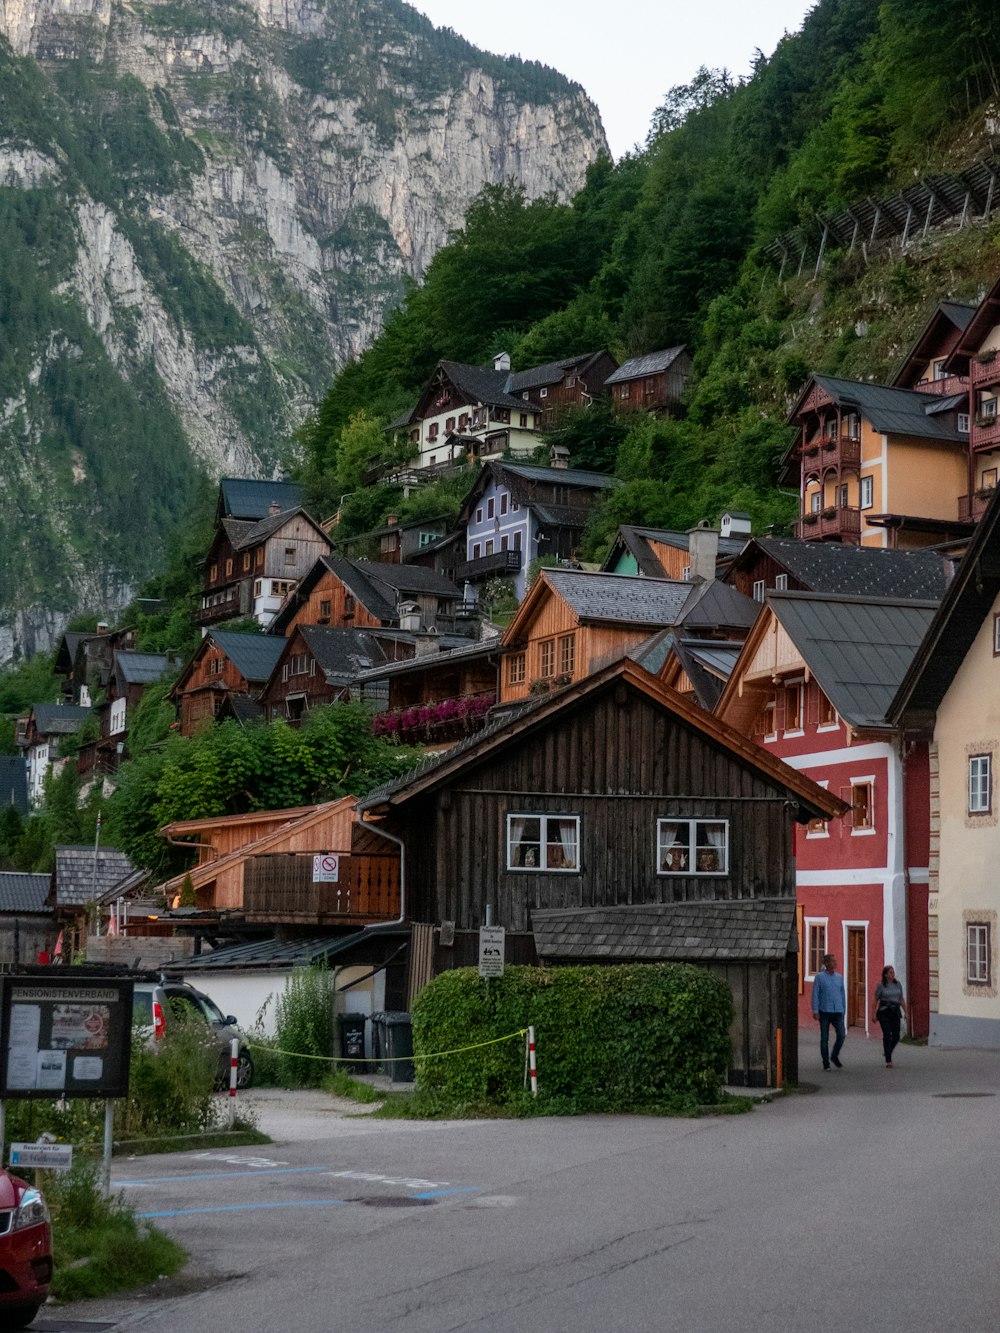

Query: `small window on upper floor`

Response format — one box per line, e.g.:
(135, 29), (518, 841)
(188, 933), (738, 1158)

(969, 754), (992, 815)
(850, 780), (874, 832)
(487, 498), (495, 519)
(476, 508), (483, 524)
(818, 691), (837, 728)
(967, 922), (992, 985)
(810, 491), (821, 514)
(932, 358), (947, 381)
(784, 682), (803, 733)
(775, 574), (788, 591)
(539, 388), (548, 399)
(958, 413), (970, 434)
(993, 613), (1000, 656)
(284, 546), (296, 566)
(752, 579), (765, 602)
(860, 475), (874, 510)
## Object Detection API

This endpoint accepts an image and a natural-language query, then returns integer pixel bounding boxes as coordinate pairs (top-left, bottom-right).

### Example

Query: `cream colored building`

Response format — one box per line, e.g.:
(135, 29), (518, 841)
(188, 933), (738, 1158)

(893, 506), (1000, 1045)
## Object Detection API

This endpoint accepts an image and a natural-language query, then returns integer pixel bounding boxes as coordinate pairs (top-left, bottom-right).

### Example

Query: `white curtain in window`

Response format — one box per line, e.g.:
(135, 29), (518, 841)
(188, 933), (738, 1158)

(509, 817), (529, 865)
(557, 819), (578, 869)
(659, 821), (685, 871)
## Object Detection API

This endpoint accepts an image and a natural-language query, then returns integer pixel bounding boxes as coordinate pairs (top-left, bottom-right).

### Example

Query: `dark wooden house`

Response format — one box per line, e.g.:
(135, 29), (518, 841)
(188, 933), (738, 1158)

(333, 515), (452, 565)
(78, 651), (179, 774)
(605, 346), (691, 415)
(506, 350), (618, 416)
(259, 625), (397, 723)
(169, 631), (285, 737)
(355, 638), (502, 745)
(359, 658), (845, 1086)
(723, 537), (949, 606)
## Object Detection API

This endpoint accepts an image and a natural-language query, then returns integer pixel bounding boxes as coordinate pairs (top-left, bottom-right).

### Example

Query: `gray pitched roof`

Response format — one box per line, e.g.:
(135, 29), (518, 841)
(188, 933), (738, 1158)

(506, 352), (604, 393)
(544, 569), (694, 627)
(352, 636), (501, 684)
(208, 632), (286, 684)
(220, 478), (303, 520)
(361, 562), (462, 598)
(171, 925), (407, 973)
(532, 899), (796, 962)
(0, 757), (29, 816)
(670, 638), (743, 711)
(438, 361), (526, 411)
(0, 872), (51, 914)
(768, 591), (938, 728)
(230, 506), (323, 551)
(114, 652), (177, 685)
(807, 375), (966, 442)
(676, 579), (759, 632)
(297, 627), (390, 685)
(604, 347), (686, 385)
(938, 300), (977, 330)
(498, 462), (619, 490)
(51, 846), (138, 907)
(750, 539), (949, 600)
(30, 704), (91, 736)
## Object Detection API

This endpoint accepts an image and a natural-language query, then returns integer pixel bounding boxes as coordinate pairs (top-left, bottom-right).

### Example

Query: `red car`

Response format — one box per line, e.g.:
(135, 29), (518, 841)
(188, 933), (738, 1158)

(0, 1170), (52, 1328)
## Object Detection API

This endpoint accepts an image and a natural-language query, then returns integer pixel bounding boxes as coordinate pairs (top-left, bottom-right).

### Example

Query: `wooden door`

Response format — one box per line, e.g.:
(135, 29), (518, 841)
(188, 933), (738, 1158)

(847, 928), (866, 1027)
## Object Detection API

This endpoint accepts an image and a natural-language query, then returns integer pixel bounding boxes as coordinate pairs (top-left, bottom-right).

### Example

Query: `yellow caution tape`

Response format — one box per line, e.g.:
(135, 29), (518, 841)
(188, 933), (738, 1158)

(246, 1028), (527, 1065)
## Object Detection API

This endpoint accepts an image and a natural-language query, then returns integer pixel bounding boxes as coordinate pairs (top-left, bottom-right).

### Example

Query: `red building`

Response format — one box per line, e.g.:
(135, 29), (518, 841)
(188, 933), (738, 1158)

(714, 589), (937, 1038)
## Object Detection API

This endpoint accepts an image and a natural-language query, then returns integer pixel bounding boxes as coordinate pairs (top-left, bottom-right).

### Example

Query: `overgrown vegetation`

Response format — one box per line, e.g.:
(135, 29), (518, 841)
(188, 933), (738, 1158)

(272, 965), (337, 1087)
(409, 963), (733, 1115)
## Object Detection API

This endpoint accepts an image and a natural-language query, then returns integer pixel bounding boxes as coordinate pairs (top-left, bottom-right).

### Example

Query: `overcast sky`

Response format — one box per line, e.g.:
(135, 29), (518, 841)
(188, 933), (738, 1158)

(411, 0), (816, 159)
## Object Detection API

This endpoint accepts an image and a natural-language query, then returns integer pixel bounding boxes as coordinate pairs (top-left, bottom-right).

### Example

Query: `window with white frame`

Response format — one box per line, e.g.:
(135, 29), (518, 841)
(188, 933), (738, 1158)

(507, 814), (579, 871)
(850, 779), (875, 832)
(967, 922), (991, 985)
(981, 396), (998, 420)
(807, 782), (829, 837)
(969, 754), (992, 814)
(860, 475), (874, 509)
(775, 574), (788, 591)
(752, 579), (766, 602)
(958, 413), (970, 434)
(109, 698), (127, 736)
(657, 819), (728, 874)
(805, 919), (827, 978)
(810, 490), (821, 513)
(540, 387), (548, 399)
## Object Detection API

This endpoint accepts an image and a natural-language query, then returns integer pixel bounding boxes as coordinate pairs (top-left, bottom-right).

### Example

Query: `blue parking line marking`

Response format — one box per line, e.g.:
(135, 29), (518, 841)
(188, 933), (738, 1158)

(413, 1187), (480, 1199)
(138, 1199), (349, 1218)
(117, 1166), (329, 1187)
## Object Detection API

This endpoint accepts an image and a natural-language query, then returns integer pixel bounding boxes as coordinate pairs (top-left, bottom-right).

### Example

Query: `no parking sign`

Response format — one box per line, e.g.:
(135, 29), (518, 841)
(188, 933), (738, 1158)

(312, 853), (340, 883)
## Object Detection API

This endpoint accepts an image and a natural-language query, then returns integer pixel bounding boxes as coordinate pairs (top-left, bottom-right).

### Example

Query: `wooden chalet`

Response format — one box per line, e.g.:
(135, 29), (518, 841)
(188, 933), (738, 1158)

(158, 798), (400, 928)
(499, 567), (757, 705)
(198, 505), (331, 631)
(939, 272), (1000, 520)
(47, 845), (139, 960)
(780, 374), (971, 547)
(53, 625), (138, 707)
(169, 631), (285, 737)
(20, 703), (92, 804)
(258, 625), (397, 723)
(78, 651), (178, 774)
(601, 522), (746, 581)
(892, 299), (975, 398)
(215, 476), (303, 523)
(723, 536), (950, 606)
(0, 872), (54, 965)
(506, 351), (618, 415)
(456, 460), (621, 600)
(268, 555), (472, 639)
(604, 346), (691, 415)
(358, 658), (846, 1087)
(387, 356), (542, 476)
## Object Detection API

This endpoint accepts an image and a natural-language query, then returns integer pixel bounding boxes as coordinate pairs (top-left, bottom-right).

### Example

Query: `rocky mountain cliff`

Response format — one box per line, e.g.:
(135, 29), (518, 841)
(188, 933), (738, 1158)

(0, 0), (606, 661)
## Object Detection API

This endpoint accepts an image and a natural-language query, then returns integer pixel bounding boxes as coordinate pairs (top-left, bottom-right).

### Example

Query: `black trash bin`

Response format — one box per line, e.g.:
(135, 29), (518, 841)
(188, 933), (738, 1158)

(338, 1012), (367, 1072)
(371, 1011), (415, 1083)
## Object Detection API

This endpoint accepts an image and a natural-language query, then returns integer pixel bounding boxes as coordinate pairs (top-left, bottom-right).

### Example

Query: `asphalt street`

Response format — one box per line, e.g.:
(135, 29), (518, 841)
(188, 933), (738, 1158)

(44, 1031), (1000, 1333)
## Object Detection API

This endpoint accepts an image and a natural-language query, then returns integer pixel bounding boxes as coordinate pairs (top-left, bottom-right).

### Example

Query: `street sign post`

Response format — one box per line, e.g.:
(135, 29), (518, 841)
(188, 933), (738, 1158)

(478, 925), (506, 978)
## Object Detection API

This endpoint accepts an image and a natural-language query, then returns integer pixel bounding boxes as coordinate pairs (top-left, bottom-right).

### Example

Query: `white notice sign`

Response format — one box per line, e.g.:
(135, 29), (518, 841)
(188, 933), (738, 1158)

(478, 926), (506, 978)
(9, 1142), (74, 1171)
(312, 854), (340, 883)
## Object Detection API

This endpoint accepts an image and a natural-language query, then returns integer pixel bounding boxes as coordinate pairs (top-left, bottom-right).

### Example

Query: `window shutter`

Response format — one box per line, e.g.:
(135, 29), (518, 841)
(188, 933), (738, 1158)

(774, 690), (785, 733)
(309, 659), (316, 676)
(806, 682), (820, 727)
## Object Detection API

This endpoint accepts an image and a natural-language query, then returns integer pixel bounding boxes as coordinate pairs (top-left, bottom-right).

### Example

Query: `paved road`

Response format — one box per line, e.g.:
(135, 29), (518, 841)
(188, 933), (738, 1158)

(46, 1032), (1000, 1333)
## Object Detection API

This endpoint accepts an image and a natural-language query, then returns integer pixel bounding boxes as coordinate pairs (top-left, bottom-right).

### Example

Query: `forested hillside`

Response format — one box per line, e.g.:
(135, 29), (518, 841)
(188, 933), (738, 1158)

(302, 0), (1000, 546)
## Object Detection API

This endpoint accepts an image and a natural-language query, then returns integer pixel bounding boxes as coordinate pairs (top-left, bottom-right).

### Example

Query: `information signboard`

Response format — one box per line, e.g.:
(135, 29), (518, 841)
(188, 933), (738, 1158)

(312, 853), (340, 883)
(9, 1142), (73, 1171)
(0, 976), (134, 1100)
(478, 926), (506, 978)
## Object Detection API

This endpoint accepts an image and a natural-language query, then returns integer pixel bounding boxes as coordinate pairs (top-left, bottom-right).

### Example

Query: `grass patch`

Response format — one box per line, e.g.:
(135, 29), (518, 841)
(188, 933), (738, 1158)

(365, 1087), (755, 1121)
(45, 1160), (186, 1303)
(323, 1071), (384, 1104)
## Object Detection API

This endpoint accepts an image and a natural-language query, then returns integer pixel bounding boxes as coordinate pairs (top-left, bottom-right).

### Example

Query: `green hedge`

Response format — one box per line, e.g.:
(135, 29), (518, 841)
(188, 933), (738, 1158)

(411, 964), (733, 1113)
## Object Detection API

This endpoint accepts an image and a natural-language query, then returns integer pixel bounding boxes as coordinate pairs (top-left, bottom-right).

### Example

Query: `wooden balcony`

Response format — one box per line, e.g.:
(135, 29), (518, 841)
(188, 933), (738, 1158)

(913, 374), (968, 398)
(454, 548), (522, 583)
(194, 589), (243, 625)
(800, 434), (861, 475)
(795, 505), (862, 543)
(958, 490), (996, 522)
(971, 351), (1000, 388)
(243, 852), (400, 924)
(971, 415), (1000, 452)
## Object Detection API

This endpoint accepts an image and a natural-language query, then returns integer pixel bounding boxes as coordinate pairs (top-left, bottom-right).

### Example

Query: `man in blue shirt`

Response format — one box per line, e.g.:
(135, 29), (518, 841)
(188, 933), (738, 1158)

(812, 953), (847, 1070)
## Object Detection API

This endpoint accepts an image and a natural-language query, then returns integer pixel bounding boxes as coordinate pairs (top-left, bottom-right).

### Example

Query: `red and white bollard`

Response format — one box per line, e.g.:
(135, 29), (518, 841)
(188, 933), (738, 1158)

(527, 1026), (537, 1097)
(227, 1038), (239, 1128)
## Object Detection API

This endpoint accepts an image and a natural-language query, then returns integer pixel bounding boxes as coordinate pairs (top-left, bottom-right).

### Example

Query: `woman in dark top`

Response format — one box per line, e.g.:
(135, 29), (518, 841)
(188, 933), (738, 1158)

(872, 965), (906, 1067)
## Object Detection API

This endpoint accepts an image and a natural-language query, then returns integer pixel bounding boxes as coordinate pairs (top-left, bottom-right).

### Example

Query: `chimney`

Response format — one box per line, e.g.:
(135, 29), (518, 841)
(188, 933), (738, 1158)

(398, 601), (422, 633)
(268, 500), (281, 516)
(686, 521), (720, 581)
(96, 621), (109, 635)
(385, 514), (398, 526)
(549, 444), (570, 470)
(493, 351), (511, 373)
(413, 626), (441, 657)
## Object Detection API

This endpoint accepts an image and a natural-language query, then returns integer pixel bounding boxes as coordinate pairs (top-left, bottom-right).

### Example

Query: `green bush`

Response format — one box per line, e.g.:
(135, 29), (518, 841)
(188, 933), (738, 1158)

(273, 965), (335, 1086)
(118, 1012), (219, 1140)
(411, 964), (733, 1113)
